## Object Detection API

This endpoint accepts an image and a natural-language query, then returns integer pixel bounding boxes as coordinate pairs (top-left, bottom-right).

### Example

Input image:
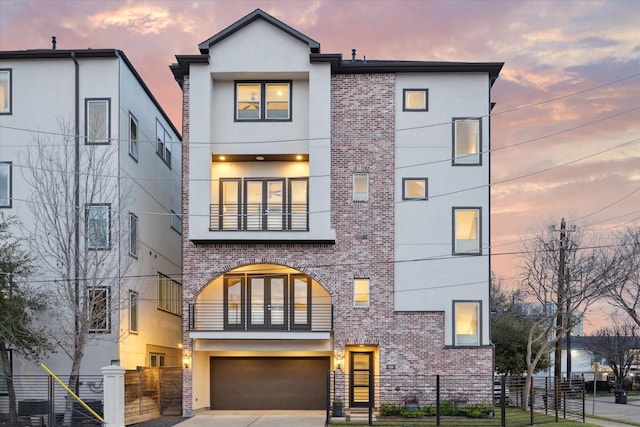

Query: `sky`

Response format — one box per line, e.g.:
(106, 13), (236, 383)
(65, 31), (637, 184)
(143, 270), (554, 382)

(1, 0), (639, 333)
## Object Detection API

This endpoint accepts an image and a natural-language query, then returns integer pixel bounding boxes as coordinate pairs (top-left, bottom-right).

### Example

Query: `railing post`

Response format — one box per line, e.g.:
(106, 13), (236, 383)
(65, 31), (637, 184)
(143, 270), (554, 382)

(48, 375), (55, 427)
(102, 364), (126, 427)
(500, 375), (506, 427)
(436, 374), (440, 427)
(368, 372), (373, 426)
(326, 371), (331, 425)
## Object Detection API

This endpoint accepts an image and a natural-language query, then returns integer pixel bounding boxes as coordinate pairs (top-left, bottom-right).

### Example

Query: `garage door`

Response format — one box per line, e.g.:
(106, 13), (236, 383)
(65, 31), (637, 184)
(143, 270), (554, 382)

(210, 357), (329, 410)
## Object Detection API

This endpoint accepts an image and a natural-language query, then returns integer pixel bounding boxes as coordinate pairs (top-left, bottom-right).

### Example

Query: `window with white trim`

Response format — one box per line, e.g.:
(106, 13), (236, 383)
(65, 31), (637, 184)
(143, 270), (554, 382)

(236, 81), (291, 121)
(0, 162), (11, 208)
(453, 118), (481, 165)
(129, 290), (138, 333)
(129, 113), (139, 161)
(129, 213), (138, 258)
(150, 353), (165, 367)
(86, 99), (110, 144)
(354, 279), (370, 308)
(353, 173), (369, 201)
(86, 204), (110, 250)
(402, 178), (427, 200)
(0, 69), (11, 114)
(453, 207), (481, 254)
(157, 273), (182, 316)
(454, 301), (480, 346)
(403, 88), (428, 111)
(89, 287), (110, 333)
(156, 120), (172, 167)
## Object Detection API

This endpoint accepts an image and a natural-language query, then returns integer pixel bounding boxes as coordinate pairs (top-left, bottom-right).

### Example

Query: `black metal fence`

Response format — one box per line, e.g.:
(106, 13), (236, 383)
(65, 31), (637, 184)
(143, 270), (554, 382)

(0, 375), (103, 426)
(325, 373), (585, 426)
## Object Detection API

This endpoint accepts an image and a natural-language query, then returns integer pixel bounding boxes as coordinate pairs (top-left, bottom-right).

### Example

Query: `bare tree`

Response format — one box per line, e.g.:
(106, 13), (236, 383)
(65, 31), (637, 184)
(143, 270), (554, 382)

(518, 219), (616, 411)
(22, 119), (131, 425)
(585, 319), (640, 389)
(604, 227), (640, 327)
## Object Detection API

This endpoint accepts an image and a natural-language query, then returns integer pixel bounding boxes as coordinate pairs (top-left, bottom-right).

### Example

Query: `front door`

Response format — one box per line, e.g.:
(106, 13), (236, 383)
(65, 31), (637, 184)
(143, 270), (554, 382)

(248, 276), (287, 330)
(350, 352), (373, 407)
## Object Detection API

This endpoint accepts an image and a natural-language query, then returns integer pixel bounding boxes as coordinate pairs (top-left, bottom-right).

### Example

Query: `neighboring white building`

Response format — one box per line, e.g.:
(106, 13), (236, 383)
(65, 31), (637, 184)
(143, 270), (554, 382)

(0, 48), (182, 378)
(172, 9), (502, 413)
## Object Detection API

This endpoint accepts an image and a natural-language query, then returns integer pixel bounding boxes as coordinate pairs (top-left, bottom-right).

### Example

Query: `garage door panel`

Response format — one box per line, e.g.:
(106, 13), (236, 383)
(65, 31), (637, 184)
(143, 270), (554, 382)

(211, 357), (329, 410)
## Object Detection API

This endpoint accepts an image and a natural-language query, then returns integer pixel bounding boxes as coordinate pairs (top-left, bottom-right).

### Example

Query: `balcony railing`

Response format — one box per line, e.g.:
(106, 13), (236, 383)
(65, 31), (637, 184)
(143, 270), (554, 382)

(188, 302), (333, 332)
(210, 203), (309, 231)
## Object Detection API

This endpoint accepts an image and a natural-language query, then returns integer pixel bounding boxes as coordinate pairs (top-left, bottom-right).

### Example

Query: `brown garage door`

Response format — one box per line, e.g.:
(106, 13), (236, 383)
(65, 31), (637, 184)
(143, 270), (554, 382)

(210, 357), (329, 409)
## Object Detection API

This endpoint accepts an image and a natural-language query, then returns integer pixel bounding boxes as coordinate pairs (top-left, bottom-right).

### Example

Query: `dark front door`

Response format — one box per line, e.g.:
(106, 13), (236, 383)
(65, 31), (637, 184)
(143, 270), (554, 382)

(350, 352), (373, 407)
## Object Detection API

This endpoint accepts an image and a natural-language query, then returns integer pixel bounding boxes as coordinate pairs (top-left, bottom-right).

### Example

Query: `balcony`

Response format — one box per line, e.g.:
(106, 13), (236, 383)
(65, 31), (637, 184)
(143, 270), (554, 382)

(210, 203), (309, 231)
(188, 302), (333, 333)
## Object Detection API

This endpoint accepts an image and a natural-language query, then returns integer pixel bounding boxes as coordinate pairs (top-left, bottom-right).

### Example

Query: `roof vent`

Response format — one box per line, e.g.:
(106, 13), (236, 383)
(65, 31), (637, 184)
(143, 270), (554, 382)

(352, 49), (356, 61)
(51, 36), (57, 50)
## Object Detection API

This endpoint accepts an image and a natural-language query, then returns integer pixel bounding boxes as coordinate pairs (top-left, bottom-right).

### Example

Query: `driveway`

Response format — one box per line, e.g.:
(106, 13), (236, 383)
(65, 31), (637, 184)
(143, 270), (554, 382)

(174, 410), (327, 427)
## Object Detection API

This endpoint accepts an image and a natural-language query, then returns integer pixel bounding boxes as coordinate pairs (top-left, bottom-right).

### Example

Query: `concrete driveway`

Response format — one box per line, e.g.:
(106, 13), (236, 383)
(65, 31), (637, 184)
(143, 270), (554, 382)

(174, 410), (327, 427)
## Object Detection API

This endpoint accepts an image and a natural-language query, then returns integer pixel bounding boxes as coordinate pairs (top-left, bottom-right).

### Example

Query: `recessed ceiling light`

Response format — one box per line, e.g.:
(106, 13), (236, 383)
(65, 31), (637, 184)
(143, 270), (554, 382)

(219, 156), (225, 161)
(296, 155), (302, 160)
(256, 156), (265, 161)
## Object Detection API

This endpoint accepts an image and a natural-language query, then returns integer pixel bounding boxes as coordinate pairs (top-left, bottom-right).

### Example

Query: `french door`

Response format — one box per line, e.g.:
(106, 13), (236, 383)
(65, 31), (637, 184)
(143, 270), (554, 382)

(246, 179), (284, 230)
(248, 276), (287, 329)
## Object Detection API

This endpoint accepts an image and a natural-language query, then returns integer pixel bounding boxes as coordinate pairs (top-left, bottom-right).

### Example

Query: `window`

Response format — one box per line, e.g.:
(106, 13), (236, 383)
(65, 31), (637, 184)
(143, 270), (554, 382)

(353, 173), (369, 201)
(170, 210), (182, 234)
(150, 353), (165, 367)
(89, 287), (110, 333)
(129, 213), (138, 257)
(453, 118), (481, 165)
(0, 162), (11, 208)
(403, 89), (428, 111)
(453, 207), (481, 254)
(0, 69), (11, 114)
(454, 301), (480, 346)
(86, 204), (110, 250)
(354, 279), (369, 308)
(86, 99), (110, 144)
(235, 81), (291, 121)
(156, 120), (172, 167)
(129, 291), (138, 333)
(402, 178), (427, 200)
(129, 113), (138, 161)
(157, 273), (182, 316)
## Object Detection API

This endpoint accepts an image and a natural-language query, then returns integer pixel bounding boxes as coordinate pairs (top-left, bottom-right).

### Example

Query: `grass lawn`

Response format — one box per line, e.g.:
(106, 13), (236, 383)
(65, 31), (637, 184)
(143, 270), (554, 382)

(330, 407), (602, 426)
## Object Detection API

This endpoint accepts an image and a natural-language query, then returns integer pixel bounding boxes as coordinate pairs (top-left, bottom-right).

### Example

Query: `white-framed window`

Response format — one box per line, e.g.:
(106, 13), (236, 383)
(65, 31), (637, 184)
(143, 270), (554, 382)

(0, 162), (11, 208)
(353, 172), (369, 201)
(156, 120), (172, 167)
(157, 273), (182, 316)
(150, 353), (165, 367)
(85, 98), (110, 144)
(129, 290), (138, 333)
(86, 204), (111, 250)
(454, 301), (481, 346)
(129, 113), (139, 161)
(403, 88), (428, 111)
(453, 118), (481, 165)
(235, 81), (291, 121)
(453, 207), (481, 255)
(129, 213), (138, 258)
(170, 210), (182, 235)
(402, 178), (427, 200)
(0, 69), (11, 114)
(354, 278), (370, 308)
(89, 287), (110, 333)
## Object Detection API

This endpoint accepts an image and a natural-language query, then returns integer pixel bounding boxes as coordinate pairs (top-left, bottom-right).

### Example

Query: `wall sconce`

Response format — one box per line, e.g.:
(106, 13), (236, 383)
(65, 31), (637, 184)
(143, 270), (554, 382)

(183, 351), (191, 369)
(334, 351), (344, 371)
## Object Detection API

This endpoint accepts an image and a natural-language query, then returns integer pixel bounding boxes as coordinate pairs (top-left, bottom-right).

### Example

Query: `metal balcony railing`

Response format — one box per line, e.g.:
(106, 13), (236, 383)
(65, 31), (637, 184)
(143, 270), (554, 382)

(188, 302), (333, 332)
(209, 203), (309, 231)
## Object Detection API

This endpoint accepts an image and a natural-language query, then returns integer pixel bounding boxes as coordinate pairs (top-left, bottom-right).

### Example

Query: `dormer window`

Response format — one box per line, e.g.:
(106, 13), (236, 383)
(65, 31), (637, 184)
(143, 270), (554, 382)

(236, 81), (291, 121)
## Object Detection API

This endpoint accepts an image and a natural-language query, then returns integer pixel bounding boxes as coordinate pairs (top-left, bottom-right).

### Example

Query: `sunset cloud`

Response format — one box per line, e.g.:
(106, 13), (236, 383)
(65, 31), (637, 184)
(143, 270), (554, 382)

(89, 4), (172, 35)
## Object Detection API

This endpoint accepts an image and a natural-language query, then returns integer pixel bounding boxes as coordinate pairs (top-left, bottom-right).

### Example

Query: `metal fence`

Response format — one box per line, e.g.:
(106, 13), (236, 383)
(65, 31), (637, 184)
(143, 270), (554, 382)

(326, 373), (585, 426)
(0, 375), (103, 426)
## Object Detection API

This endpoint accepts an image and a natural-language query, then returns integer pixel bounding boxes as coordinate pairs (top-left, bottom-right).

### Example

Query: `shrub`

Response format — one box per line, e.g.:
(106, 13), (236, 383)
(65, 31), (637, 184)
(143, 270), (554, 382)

(378, 402), (402, 416)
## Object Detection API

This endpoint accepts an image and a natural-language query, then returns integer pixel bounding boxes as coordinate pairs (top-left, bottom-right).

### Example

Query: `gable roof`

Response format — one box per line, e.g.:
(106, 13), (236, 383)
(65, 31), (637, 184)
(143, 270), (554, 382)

(197, 8), (320, 55)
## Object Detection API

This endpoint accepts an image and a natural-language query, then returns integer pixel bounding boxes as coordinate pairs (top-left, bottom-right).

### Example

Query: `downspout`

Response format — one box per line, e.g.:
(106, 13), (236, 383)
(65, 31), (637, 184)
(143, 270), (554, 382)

(71, 52), (80, 392)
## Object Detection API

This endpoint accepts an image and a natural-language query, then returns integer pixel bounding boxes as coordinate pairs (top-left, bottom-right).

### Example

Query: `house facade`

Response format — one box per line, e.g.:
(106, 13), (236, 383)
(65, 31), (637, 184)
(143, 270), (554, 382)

(172, 9), (502, 413)
(0, 48), (182, 379)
